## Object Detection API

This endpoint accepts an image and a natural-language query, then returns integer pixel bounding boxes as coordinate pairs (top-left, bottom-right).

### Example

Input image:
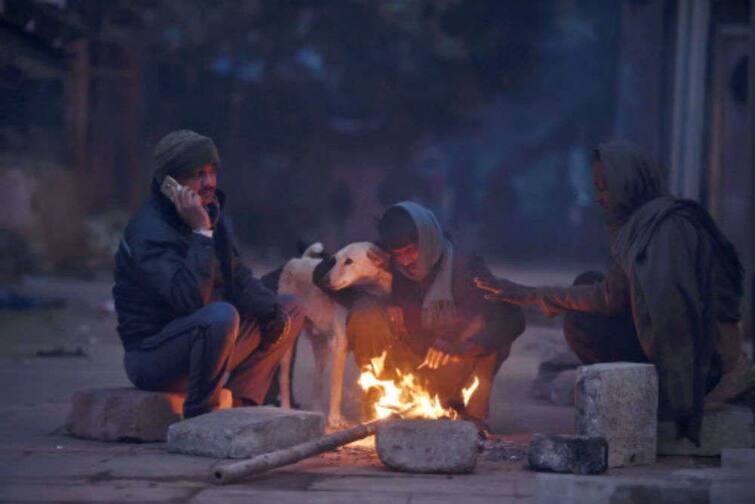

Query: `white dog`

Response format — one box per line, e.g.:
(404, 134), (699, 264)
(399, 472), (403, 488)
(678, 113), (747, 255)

(277, 241), (391, 427)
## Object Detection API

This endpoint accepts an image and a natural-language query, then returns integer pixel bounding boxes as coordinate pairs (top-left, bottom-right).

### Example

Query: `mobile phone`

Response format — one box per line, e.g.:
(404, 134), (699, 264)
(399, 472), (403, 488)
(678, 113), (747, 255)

(160, 175), (182, 203)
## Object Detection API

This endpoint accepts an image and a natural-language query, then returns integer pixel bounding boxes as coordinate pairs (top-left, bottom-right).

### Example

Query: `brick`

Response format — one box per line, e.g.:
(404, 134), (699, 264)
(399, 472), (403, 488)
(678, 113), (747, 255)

(721, 449), (755, 470)
(66, 387), (231, 442)
(527, 434), (607, 474)
(376, 419), (479, 474)
(575, 363), (658, 467)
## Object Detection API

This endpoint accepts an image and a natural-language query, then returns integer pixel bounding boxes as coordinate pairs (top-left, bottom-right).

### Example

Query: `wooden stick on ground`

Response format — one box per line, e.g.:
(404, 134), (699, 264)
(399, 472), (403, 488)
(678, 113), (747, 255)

(212, 418), (389, 485)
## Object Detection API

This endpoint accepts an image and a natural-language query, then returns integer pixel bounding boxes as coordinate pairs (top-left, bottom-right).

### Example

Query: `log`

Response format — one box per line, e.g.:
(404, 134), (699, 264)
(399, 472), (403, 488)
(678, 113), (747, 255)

(212, 418), (388, 484)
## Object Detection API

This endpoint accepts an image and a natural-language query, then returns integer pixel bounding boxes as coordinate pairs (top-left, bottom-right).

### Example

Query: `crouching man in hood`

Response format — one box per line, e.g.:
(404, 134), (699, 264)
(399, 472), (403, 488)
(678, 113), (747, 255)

(113, 130), (303, 418)
(347, 201), (526, 429)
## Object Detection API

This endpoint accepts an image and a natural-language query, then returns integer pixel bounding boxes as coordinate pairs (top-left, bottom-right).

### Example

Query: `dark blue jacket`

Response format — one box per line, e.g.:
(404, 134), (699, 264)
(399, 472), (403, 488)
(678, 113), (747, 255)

(113, 183), (277, 351)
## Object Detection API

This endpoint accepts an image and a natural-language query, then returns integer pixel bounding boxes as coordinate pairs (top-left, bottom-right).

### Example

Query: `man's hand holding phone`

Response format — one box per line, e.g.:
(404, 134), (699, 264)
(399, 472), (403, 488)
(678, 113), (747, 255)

(161, 176), (212, 231)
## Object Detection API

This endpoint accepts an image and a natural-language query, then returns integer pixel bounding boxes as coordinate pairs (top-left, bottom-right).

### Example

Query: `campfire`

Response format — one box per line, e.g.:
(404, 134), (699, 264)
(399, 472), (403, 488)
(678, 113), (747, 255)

(358, 351), (480, 420)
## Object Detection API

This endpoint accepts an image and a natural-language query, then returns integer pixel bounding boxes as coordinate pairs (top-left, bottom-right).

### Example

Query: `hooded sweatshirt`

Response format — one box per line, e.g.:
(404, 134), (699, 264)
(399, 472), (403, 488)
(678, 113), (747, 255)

(387, 202), (525, 358)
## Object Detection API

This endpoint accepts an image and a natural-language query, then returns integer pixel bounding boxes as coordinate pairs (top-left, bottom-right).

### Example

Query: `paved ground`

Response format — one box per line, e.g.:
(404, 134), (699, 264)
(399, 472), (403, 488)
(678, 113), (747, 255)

(0, 263), (734, 503)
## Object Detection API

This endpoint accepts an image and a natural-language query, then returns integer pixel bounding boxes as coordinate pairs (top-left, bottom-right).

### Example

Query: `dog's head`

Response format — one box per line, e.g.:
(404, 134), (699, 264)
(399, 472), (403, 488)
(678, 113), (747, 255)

(323, 242), (390, 291)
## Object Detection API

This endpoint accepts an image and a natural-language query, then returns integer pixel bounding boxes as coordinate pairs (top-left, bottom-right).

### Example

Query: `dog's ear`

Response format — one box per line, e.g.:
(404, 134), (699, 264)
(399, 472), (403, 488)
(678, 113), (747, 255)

(366, 245), (390, 269)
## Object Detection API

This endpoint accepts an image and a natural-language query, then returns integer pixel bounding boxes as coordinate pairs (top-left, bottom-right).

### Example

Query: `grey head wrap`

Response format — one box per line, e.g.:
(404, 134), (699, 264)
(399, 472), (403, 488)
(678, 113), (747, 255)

(595, 140), (663, 229)
(392, 201), (458, 330)
(153, 130), (220, 184)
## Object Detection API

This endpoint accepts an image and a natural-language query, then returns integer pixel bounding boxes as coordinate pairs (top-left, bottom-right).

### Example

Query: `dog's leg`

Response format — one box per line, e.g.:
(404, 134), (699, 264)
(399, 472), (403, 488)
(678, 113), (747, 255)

(309, 330), (328, 413)
(279, 345), (293, 409)
(327, 306), (349, 429)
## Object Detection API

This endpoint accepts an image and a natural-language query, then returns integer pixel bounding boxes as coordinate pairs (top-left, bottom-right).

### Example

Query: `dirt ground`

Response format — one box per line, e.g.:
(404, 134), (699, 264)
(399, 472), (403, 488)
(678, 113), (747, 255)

(0, 261), (726, 503)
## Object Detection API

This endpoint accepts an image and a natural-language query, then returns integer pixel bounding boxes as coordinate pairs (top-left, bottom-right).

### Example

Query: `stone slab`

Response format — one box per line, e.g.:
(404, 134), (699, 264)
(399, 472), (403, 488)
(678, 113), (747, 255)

(575, 362), (658, 467)
(527, 433), (607, 474)
(671, 468), (755, 504)
(535, 473), (708, 504)
(721, 449), (755, 470)
(66, 387), (231, 442)
(375, 419), (479, 474)
(166, 406), (325, 458)
(658, 405), (754, 456)
(710, 482), (755, 504)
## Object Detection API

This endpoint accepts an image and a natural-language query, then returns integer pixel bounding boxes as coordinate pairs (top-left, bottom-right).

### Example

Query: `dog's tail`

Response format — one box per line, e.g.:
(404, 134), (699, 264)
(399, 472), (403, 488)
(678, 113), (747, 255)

(302, 242), (325, 259)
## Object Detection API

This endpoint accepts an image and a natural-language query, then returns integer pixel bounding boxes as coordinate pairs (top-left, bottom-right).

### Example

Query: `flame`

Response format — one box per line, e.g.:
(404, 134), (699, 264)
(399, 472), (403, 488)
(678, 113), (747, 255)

(358, 351), (480, 420)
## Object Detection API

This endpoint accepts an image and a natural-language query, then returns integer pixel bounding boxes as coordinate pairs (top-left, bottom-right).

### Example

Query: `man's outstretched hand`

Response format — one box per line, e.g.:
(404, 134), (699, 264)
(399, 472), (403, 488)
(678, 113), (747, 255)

(473, 276), (536, 304)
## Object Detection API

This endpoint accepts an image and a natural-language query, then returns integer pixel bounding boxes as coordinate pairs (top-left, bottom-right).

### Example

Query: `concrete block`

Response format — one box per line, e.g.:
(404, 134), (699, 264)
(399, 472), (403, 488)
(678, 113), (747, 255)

(721, 449), (755, 470)
(66, 387), (231, 442)
(376, 419), (479, 474)
(672, 468), (755, 504)
(710, 482), (755, 504)
(576, 363), (658, 467)
(535, 473), (707, 504)
(658, 405), (754, 456)
(527, 434), (607, 474)
(166, 406), (325, 458)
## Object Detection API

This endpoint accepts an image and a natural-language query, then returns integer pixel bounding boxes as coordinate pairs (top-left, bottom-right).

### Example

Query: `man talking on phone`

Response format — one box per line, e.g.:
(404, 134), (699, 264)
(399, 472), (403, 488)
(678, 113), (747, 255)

(113, 130), (303, 418)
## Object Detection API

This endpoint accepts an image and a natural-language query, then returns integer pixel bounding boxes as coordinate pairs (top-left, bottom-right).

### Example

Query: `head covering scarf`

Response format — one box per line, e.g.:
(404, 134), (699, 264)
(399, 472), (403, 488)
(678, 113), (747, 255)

(153, 130), (220, 184)
(595, 140), (663, 230)
(391, 202), (457, 331)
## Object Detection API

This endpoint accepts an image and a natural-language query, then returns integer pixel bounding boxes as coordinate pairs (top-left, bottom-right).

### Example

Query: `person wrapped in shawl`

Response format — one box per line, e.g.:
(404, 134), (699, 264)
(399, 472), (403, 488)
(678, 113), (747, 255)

(347, 202), (525, 427)
(476, 140), (748, 445)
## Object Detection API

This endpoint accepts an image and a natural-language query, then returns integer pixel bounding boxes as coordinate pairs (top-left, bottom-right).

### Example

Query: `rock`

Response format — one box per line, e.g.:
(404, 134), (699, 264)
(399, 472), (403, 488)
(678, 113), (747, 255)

(527, 433), (608, 474)
(575, 363), (658, 467)
(547, 370), (577, 406)
(535, 473), (708, 504)
(531, 352), (581, 402)
(657, 405), (754, 456)
(166, 407), (325, 458)
(721, 449), (755, 470)
(376, 419), (479, 474)
(66, 387), (231, 442)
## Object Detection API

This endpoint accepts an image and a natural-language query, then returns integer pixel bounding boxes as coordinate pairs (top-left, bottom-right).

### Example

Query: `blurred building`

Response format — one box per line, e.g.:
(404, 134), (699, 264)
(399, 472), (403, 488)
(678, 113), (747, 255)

(0, 0), (753, 341)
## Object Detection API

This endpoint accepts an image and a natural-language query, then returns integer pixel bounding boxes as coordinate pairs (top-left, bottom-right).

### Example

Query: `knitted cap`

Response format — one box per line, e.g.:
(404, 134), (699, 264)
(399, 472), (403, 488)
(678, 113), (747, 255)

(153, 130), (220, 183)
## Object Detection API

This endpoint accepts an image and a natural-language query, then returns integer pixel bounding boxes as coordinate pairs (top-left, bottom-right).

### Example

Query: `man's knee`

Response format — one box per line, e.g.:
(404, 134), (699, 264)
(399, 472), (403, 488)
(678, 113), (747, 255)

(202, 301), (240, 345)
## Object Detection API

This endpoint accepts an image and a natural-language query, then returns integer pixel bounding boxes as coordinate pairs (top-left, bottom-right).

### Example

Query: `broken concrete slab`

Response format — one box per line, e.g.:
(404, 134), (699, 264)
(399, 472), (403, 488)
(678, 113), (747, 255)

(527, 433), (607, 474)
(166, 406), (325, 459)
(575, 362), (658, 467)
(535, 473), (708, 504)
(721, 449), (755, 470)
(657, 405), (754, 456)
(375, 419), (479, 474)
(66, 387), (231, 442)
